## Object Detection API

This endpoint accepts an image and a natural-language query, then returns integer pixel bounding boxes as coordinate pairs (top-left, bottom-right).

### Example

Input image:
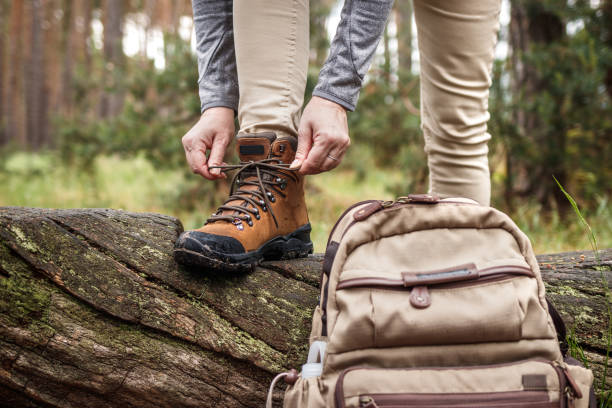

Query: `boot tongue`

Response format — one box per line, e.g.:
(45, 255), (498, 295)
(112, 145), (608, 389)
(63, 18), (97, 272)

(236, 132), (277, 161)
(236, 132), (298, 164)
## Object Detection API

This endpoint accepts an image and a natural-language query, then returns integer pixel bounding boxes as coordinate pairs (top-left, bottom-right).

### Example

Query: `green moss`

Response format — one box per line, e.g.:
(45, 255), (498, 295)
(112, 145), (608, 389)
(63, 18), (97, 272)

(8, 225), (41, 254)
(548, 285), (589, 298)
(0, 243), (53, 331)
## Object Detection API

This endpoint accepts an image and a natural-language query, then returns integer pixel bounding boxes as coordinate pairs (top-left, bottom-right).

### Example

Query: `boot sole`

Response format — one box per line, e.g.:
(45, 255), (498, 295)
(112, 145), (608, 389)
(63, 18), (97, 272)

(174, 223), (314, 273)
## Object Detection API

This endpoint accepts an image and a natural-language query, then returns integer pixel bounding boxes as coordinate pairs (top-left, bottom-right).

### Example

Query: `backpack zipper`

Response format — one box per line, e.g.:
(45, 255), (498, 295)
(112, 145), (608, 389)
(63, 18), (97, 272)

(336, 359), (581, 408)
(339, 196), (478, 242)
(325, 199), (379, 248)
(336, 265), (534, 290)
(358, 391), (552, 407)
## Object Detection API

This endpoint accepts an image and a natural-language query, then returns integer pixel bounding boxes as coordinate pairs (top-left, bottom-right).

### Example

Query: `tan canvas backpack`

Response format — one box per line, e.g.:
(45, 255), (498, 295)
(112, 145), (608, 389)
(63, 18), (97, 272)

(268, 195), (594, 408)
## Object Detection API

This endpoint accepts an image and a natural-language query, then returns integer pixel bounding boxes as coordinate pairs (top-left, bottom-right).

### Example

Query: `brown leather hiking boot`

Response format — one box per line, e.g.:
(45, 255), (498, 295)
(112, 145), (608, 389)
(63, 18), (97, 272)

(174, 132), (313, 272)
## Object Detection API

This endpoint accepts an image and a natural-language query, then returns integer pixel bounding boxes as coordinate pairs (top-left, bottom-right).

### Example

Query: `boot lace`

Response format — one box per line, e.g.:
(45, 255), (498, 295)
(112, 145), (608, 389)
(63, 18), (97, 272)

(207, 159), (299, 228)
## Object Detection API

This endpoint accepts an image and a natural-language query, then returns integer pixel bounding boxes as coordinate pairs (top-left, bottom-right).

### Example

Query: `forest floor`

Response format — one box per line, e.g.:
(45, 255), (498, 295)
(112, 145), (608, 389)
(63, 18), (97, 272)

(1, 151), (610, 254)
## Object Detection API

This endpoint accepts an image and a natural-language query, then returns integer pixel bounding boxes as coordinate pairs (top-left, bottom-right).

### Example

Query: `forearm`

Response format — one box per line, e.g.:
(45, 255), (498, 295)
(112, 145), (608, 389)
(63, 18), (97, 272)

(313, 0), (395, 111)
(192, 0), (238, 113)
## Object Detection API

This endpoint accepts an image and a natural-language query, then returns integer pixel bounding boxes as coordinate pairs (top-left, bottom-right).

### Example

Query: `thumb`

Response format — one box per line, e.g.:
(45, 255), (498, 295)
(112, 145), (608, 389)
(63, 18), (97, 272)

(208, 139), (228, 178)
(291, 123), (313, 169)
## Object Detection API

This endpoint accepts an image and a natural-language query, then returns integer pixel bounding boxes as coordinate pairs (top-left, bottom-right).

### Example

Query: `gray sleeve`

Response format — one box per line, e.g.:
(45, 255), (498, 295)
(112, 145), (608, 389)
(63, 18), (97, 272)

(312, 0), (394, 111)
(192, 0), (239, 113)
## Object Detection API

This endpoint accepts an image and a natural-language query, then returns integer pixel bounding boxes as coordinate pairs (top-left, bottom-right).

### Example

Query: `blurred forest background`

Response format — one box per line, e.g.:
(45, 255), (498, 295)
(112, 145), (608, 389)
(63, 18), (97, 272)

(0, 0), (611, 253)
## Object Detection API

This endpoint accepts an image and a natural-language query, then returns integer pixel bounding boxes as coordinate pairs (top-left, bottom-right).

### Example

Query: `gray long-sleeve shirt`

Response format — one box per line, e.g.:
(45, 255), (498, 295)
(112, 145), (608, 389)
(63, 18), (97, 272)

(192, 0), (394, 113)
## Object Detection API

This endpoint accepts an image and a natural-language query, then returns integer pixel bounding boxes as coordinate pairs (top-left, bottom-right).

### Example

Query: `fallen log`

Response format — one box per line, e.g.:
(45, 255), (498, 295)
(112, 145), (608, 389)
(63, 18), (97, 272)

(0, 207), (610, 407)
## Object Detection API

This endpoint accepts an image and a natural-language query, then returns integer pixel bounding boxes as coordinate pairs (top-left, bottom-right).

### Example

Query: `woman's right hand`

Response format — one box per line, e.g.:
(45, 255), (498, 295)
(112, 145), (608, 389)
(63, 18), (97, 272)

(181, 107), (235, 180)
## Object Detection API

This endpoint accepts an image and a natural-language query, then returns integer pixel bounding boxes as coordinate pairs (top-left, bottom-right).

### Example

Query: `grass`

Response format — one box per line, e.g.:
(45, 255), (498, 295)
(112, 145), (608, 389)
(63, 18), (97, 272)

(554, 176), (611, 406)
(1, 152), (611, 255)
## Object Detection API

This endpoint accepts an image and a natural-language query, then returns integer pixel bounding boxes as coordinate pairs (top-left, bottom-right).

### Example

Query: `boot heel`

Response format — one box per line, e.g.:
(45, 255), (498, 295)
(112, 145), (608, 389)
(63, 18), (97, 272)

(262, 224), (314, 261)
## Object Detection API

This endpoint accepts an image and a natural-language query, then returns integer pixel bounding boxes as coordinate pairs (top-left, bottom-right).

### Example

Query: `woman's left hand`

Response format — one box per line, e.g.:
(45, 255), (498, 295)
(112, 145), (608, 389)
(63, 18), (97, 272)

(291, 96), (350, 175)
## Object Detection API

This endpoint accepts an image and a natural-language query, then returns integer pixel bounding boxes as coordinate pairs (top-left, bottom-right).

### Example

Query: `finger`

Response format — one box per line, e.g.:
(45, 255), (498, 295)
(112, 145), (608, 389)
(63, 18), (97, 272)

(189, 149), (214, 180)
(208, 140), (228, 179)
(292, 123), (313, 169)
(320, 149), (346, 172)
(300, 140), (329, 175)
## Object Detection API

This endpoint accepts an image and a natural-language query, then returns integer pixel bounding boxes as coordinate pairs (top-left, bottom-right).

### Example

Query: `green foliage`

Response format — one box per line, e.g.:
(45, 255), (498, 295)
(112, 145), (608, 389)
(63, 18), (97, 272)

(347, 68), (426, 196)
(56, 35), (201, 170)
(490, 1), (612, 209)
(554, 176), (599, 259)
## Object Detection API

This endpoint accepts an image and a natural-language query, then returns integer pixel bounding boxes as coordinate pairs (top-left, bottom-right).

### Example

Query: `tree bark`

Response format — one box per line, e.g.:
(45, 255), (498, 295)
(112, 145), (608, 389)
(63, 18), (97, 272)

(59, 0), (74, 116)
(0, 207), (610, 408)
(603, 0), (612, 101)
(0, 0), (7, 146)
(6, 0), (25, 146)
(395, 0), (412, 77)
(99, 0), (124, 118)
(26, 0), (47, 149)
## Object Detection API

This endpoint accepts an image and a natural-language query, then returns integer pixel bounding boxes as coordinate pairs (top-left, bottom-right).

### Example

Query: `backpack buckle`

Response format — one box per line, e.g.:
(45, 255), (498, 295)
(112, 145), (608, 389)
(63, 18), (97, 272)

(397, 194), (440, 204)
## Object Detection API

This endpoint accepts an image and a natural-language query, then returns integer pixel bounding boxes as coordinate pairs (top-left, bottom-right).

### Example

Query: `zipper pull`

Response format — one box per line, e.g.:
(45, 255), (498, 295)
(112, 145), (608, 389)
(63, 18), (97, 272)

(396, 194), (440, 204)
(353, 194), (440, 222)
(554, 361), (583, 400)
(359, 396), (379, 408)
(353, 201), (386, 221)
(561, 364), (583, 399)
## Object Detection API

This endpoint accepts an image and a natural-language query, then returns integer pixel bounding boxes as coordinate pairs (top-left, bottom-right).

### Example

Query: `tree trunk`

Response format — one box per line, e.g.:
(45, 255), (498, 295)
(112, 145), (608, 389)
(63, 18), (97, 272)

(382, 24), (391, 86)
(395, 0), (412, 77)
(0, 207), (610, 407)
(59, 0), (74, 116)
(99, 0), (124, 118)
(508, 0), (567, 210)
(26, 0), (47, 149)
(73, 0), (92, 70)
(603, 0), (612, 101)
(308, 0), (333, 69)
(7, 0), (25, 146)
(0, 0), (7, 145)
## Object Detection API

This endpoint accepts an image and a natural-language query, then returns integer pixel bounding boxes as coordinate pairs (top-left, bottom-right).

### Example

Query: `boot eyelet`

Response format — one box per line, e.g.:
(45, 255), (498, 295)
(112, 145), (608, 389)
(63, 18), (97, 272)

(270, 196), (276, 203)
(275, 177), (282, 183)
(262, 206), (267, 212)
(255, 212), (260, 220)
(247, 220), (253, 227)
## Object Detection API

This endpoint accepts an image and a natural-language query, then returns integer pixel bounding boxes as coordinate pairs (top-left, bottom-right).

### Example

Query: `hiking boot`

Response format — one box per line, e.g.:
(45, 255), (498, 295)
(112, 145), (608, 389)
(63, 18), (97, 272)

(174, 132), (313, 273)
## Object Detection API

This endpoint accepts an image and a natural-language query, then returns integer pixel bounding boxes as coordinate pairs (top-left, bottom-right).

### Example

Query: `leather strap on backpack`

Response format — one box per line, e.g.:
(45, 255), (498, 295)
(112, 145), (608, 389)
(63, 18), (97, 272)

(546, 297), (568, 357)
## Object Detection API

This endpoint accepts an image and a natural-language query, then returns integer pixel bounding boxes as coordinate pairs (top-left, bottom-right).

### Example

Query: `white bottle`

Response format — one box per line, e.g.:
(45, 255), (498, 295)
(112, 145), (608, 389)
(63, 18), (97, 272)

(301, 341), (327, 379)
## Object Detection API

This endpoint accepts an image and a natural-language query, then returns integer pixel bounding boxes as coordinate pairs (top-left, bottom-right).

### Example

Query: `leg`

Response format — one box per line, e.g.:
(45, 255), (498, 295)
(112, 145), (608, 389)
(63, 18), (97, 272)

(174, 0), (312, 272)
(413, 0), (501, 206)
(233, 0), (310, 139)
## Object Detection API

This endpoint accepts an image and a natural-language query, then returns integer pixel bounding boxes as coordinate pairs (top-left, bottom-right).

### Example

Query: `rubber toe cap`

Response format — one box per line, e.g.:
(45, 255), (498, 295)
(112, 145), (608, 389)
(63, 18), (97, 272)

(175, 231), (246, 255)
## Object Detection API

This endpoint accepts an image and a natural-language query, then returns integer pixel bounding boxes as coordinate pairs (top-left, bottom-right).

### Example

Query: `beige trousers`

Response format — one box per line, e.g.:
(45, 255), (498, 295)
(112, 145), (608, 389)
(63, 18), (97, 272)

(233, 0), (310, 140)
(233, 0), (501, 206)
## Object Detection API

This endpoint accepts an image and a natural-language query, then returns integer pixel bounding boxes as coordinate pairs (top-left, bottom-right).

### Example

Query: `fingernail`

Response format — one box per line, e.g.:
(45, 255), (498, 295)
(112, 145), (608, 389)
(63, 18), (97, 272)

(211, 168), (220, 176)
(290, 159), (300, 169)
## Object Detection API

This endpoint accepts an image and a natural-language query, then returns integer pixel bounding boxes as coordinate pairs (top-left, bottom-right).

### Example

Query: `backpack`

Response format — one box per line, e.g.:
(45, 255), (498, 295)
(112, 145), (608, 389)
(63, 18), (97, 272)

(267, 195), (594, 408)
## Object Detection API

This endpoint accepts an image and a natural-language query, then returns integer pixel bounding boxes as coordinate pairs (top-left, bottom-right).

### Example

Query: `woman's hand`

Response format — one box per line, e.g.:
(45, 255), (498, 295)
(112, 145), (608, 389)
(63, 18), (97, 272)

(291, 96), (350, 175)
(182, 107), (235, 180)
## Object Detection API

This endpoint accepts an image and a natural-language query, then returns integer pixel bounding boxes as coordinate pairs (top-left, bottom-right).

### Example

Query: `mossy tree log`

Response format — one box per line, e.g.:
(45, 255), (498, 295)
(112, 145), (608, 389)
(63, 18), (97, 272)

(0, 208), (610, 408)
